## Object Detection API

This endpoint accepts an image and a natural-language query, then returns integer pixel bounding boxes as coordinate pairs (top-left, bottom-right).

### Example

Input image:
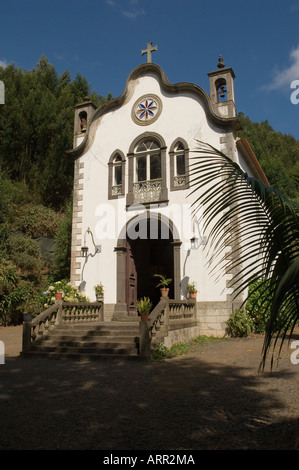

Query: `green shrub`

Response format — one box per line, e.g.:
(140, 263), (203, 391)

(226, 308), (254, 338)
(41, 279), (89, 308)
(7, 234), (43, 279)
(0, 261), (39, 325)
(17, 204), (61, 238)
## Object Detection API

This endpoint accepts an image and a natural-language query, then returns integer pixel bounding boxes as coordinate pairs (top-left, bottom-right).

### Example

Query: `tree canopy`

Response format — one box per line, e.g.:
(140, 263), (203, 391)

(237, 113), (299, 204)
(0, 55), (107, 210)
(0, 56), (110, 324)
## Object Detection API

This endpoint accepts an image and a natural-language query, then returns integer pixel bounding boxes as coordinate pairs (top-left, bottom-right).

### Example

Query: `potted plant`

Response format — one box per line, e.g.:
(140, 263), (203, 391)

(186, 282), (198, 299)
(137, 297), (153, 321)
(154, 274), (172, 297)
(94, 283), (104, 301)
(55, 290), (63, 301)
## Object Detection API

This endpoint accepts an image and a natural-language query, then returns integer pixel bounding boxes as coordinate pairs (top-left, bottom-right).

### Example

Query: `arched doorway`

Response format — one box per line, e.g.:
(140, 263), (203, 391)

(115, 213), (181, 317)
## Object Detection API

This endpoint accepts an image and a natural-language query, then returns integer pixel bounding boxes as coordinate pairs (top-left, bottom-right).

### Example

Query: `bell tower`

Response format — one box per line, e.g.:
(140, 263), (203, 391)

(208, 56), (236, 118)
(73, 98), (97, 148)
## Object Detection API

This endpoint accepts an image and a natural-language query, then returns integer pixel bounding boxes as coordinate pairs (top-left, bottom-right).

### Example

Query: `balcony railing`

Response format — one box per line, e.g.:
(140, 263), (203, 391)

(133, 178), (162, 204)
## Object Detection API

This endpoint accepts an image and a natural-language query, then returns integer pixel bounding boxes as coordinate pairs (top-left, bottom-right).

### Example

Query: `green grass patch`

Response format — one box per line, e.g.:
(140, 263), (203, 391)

(152, 335), (221, 360)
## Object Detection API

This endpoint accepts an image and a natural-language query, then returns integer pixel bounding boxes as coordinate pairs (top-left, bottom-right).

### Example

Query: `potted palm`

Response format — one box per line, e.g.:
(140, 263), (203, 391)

(187, 282), (198, 299)
(154, 274), (172, 297)
(94, 283), (104, 302)
(137, 297), (153, 321)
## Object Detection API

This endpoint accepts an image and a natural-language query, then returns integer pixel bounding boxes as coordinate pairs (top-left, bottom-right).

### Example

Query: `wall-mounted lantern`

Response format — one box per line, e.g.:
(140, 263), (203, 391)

(81, 246), (89, 258)
(81, 227), (101, 258)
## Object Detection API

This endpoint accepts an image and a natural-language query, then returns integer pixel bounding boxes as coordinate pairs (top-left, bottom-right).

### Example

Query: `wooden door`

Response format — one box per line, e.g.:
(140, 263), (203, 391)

(126, 242), (137, 316)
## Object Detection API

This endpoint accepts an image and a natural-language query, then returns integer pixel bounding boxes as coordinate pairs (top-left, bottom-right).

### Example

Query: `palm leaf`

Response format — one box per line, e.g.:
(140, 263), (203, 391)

(189, 141), (299, 369)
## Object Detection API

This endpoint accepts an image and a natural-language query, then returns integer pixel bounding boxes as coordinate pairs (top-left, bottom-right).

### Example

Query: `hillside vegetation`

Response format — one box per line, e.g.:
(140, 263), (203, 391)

(0, 57), (298, 324)
(0, 56), (110, 324)
(237, 113), (299, 204)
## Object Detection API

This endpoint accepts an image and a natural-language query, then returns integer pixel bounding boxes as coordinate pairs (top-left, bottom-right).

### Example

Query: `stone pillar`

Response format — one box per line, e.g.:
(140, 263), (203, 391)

(139, 321), (150, 359)
(172, 240), (182, 300)
(22, 317), (32, 353)
(113, 245), (128, 319)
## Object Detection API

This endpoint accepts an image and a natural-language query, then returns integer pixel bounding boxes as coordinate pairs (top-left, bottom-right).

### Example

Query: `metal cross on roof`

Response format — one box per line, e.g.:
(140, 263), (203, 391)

(141, 42), (158, 63)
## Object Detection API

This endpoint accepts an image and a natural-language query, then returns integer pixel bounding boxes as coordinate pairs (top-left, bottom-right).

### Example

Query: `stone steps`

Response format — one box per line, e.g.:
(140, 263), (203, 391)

(28, 321), (142, 360)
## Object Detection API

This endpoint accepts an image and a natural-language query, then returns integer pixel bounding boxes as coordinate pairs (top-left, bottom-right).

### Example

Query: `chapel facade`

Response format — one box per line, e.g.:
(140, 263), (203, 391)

(68, 48), (266, 336)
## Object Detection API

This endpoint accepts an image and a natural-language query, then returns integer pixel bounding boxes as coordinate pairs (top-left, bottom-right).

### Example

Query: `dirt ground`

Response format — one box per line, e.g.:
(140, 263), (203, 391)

(0, 325), (298, 451)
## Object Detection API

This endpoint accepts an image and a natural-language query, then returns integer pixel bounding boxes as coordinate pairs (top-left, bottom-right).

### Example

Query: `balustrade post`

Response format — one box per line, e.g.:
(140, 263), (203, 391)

(165, 299), (170, 334)
(55, 300), (63, 325)
(22, 316), (32, 353)
(139, 320), (150, 359)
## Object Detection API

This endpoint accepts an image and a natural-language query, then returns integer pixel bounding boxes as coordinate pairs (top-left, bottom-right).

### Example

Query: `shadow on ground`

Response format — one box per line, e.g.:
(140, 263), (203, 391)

(0, 351), (298, 450)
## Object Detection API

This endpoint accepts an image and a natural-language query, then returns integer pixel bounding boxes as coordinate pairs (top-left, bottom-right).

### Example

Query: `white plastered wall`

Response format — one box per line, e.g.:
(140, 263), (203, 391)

(74, 73), (236, 305)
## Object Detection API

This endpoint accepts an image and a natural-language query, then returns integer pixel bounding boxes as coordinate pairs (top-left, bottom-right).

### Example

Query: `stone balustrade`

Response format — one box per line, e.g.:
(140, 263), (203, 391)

(22, 301), (103, 353)
(139, 298), (197, 358)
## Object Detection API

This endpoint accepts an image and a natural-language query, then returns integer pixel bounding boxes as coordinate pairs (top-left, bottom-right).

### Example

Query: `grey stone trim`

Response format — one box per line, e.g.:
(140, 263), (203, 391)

(172, 240), (182, 300)
(70, 160), (84, 287)
(108, 149), (126, 200)
(114, 245), (127, 306)
(169, 137), (190, 192)
(219, 134), (244, 304)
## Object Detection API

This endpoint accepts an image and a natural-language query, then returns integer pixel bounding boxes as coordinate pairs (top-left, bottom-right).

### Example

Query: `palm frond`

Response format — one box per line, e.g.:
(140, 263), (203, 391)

(189, 141), (299, 369)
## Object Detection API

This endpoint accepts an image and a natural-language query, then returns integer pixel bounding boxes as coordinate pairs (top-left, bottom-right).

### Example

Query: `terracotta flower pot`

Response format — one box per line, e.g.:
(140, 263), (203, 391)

(160, 288), (169, 297)
(189, 292), (197, 299)
(140, 313), (149, 322)
(55, 292), (63, 301)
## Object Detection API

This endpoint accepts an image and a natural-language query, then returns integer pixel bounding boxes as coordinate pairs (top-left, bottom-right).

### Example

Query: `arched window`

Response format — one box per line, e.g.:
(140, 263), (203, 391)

(133, 138), (161, 204)
(126, 133), (168, 206)
(108, 151), (126, 199)
(170, 138), (189, 191)
(135, 138), (161, 182)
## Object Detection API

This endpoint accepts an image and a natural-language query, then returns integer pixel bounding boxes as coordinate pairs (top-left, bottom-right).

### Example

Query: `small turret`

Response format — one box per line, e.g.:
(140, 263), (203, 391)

(73, 98), (97, 148)
(208, 56), (236, 118)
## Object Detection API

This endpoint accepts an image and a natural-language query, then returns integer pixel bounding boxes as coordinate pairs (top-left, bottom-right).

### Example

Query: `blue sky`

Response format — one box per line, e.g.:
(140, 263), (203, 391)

(1, 0), (299, 140)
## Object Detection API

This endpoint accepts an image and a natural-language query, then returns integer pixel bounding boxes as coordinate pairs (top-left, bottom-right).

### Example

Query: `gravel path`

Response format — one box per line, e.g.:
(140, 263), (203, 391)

(0, 325), (298, 450)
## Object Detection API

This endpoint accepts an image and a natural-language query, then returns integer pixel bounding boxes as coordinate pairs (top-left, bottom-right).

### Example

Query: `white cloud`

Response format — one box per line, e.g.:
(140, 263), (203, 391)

(0, 59), (8, 68)
(268, 44), (299, 91)
(106, 0), (145, 19)
(122, 7), (145, 19)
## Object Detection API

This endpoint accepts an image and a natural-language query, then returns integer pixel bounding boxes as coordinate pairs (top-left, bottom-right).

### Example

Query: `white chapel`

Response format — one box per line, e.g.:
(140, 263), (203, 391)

(68, 45), (267, 337)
